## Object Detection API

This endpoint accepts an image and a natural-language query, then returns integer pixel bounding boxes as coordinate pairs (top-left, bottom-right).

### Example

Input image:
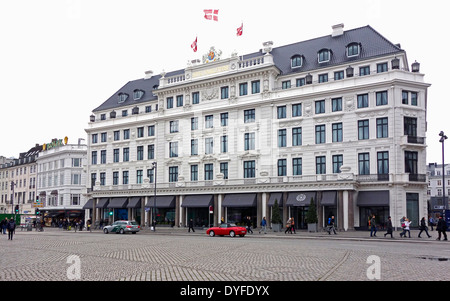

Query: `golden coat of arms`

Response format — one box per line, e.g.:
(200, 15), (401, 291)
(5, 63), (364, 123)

(202, 46), (222, 63)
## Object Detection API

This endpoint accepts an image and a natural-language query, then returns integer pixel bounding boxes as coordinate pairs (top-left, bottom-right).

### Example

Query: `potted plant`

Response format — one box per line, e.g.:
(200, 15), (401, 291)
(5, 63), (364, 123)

(306, 197), (318, 232)
(271, 199), (282, 232)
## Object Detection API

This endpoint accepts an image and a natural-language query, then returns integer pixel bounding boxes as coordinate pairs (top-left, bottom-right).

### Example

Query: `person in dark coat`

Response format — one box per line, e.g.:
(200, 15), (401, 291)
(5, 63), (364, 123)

(188, 218), (195, 232)
(418, 217), (432, 238)
(7, 218), (16, 240)
(384, 216), (393, 238)
(436, 216), (448, 241)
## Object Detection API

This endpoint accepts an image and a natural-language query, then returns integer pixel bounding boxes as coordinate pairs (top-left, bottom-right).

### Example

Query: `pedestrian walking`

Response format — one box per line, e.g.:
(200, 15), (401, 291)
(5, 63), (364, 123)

(400, 218), (411, 238)
(418, 217), (432, 238)
(87, 219), (92, 232)
(384, 216), (393, 238)
(1, 217), (7, 234)
(259, 216), (267, 234)
(7, 218), (16, 240)
(370, 214), (377, 237)
(188, 218), (195, 232)
(327, 216), (337, 235)
(285, 218), (292, 234)
(436, 215), (448, 241)
(290, 217), (296, 234)
(429, 215), (435, 231)
(246, 216), (253, 234)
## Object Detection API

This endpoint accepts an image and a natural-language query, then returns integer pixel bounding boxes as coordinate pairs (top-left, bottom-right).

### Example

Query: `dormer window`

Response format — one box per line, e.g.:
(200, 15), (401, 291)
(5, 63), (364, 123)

(118, 93), (128, 103)
(291, 55), (303, 68)
(133, 89), (145, 100)
(346, 42), (361, 57)
(318, 49), (331, 63)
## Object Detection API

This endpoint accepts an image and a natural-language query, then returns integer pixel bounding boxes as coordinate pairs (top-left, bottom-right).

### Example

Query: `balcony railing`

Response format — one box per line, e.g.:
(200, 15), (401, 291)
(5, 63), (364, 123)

(407, 136), (425, 144)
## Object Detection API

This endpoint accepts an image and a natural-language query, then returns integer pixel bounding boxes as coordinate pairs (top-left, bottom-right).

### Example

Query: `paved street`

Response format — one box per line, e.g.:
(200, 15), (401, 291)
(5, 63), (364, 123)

(1, 227), (449, 285)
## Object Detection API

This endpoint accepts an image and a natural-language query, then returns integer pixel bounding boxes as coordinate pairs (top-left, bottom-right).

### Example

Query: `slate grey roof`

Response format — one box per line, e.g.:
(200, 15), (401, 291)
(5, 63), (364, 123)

(93, 25), (404, 113)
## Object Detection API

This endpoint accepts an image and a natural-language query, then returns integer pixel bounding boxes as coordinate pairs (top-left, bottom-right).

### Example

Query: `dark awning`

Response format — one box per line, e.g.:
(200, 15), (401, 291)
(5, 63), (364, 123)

(181, 195), (213, 208)
(107, 197), (128, 208)
(268, 193), (283, 207)
(357, 191), (390, 207)
(82, 199), (94, 210)
(222, 193), (257, 207)
(286, 192), (316, 207)
(146, 196), (176, 208)
(96, 198), (110, 208)
(127, 197), (142, 208)
(321, 191), (337, 206)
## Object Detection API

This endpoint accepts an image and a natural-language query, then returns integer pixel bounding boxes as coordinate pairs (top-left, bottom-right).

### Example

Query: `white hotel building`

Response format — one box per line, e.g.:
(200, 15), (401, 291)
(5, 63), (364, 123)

(85, 24), (430, 230)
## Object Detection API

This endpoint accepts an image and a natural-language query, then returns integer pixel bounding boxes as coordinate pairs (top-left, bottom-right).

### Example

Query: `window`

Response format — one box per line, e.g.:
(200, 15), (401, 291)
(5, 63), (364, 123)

(278, 159), (287, 176)
(192, 92), (200, 104)
(170, 120), (179, 133)
(278, 129), (287, 147)
(359, 66), (370, 76)
(292, 127), (302, 146)
(277, 106), (286, 119)
(244, 133), (255, 150)
(244, 109), (255, 123)
(133, 89), (144, 100)
(403, 91), (418, 106)
(332, 155), (343, 173)
(358, 120), (369, 140)
(145, 105), (152, 113)
(243, 160), (255, 178)
(167, 97), (173, 109)
(123, 129), (130, 140)
(136, 170), (143, 184)
(122, 110), (127, 117)
(91, 134), (98, 144)
(91, 151), (97, 165)
(100, 150), (106, 164)
(376, 91), (388, 106)
(318, 49), (330, 63)
(377, 118), (389, 138)
(296, 78), (305, 87)
(169, 142), (178, 158)
(221, 135), (228, 153)
(204, 164), (214, 180)
(377, 63), (388, 73)
(332, 123), (343, 142)
(137, 127), (144, 138)
(357, 94), (369, 108)
(358, 153), (370, 175)
(239, 83), (248, 96)
(293, 158), (302, 175)
(122, 171), (129, 185)
(118, 93), (128, 103)
(169, 166), (178, 182)
(251, 80), (260, 94)
(176, 95), (183, 107)
(137, 146), (144, 160)
(220, 162), (228, 179)
(332, 97), (342, 112)
(292, 103), (302, 117)
(148, 144), (155, 159)
(377, 151), (389, 176)
(205, 137), (213, 154)
(221, 86), (229, 99)
(282, 81), (291, 89)
(191, 139), (198, 156)
(147, 169), (154, 183)
(205, 115), (214, 128)
(113, 172), (119, 185)
(100, 114), (106, 120)
(291, 55), (302, 68)
(334, 71), (344, 81)
(347, 43), (360, 57)
(220, 113), (228, 126)
(101, 132), (107, 142)
(191, 117), (198, 130)
(411, 92), (418, 106)
(319, 73), (328, 83)
(190, 165), (198, 181)
(405, 151), (418, 175)
(148, 125), (155, 136)
(315, 100), (325, 114)
(113, 149), (119, 163)
(315, 125), (326, 144)
(404, 117), (417, 137)
(123, 148), (129, 162)
(316, 156), (326, 174)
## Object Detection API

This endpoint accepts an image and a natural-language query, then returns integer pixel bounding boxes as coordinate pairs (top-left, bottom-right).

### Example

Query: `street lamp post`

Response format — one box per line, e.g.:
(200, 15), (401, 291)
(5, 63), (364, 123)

(439, 131), (448, 212)
(151, 162), (157, 231)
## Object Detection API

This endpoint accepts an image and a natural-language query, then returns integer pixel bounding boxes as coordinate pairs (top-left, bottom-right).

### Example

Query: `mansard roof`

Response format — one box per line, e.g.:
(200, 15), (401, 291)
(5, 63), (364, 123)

(93, 25), (404, 113)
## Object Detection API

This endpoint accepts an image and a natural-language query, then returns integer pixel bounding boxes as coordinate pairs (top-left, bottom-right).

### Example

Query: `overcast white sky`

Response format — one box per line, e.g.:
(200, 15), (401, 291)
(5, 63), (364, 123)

(1, 0), (447, 164)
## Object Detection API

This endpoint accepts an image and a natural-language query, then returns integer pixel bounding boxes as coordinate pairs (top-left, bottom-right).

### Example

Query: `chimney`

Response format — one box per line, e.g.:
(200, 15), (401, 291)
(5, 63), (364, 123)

(332, 23), (344, 37)
(144, 70), (153, 80)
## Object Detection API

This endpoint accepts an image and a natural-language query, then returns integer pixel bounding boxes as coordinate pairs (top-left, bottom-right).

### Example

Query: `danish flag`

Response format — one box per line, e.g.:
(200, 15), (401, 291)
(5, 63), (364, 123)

(204, 9), (219, 21)
(237, 23), (243, 36)
(191, 37), (198, 52)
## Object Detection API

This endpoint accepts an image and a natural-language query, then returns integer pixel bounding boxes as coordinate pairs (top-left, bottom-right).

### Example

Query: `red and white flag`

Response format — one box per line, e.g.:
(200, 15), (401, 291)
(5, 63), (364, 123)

(191, 37), (197, 52)
(236, 23), (243, 36)
(204, 9), (219, 21)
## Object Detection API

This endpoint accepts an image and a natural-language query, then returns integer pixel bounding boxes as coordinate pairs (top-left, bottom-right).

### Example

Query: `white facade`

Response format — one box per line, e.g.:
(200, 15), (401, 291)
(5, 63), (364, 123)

(86, 25), (430, 230)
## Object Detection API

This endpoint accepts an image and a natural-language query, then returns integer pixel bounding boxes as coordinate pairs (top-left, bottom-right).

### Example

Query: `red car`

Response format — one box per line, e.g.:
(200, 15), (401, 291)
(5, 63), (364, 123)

(206, 223), (247, 237)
